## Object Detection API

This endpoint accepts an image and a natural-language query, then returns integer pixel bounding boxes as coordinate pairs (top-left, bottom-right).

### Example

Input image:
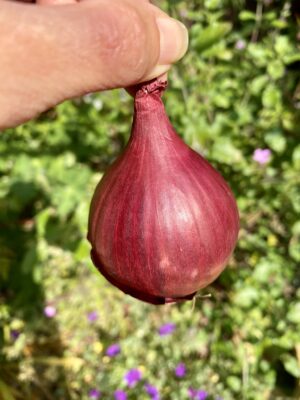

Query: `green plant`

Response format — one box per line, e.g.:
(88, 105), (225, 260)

(1, 1), (299, 399)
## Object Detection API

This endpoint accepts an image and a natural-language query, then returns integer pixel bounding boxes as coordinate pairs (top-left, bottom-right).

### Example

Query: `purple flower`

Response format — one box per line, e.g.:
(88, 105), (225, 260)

(252, 148), (271, 165)
(188, 388), (198, 398)
(235, 39), (246, 50)
(87, 311), (98, 322)
(106, 343), (121, 357)
(145, 383), (160, 400)
(175, 362), (186, 378)
(197, 391), (208, 400)
(114, 390), (127, 400)
(124, 368), (142, 387)
(188, 388), (208, 400)
(44, 305), (56, 318)
(11, 330), (20, 340)
(89, 389), (101, 399)
(158, 322), (176, 336)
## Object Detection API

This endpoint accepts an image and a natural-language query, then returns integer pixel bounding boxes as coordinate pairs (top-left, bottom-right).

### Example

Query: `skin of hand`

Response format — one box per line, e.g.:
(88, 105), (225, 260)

(0, 0), (188, 130)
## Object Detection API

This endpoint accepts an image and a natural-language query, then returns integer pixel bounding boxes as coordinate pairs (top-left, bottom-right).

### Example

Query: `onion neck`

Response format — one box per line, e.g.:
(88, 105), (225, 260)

(130, 78), (180, 146)
(133, 78), (167, 113)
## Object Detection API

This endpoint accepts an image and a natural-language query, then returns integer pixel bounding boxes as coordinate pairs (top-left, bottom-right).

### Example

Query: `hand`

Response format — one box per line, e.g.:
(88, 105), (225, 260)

(0, 0), (188, 129)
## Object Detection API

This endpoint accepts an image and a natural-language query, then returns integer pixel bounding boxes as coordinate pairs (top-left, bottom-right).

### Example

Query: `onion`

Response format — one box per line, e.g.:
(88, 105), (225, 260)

(88, 79), (239, 305)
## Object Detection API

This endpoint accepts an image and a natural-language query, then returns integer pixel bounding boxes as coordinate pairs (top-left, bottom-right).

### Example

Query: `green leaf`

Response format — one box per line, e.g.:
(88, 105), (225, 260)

(75, 240), (90, 261)
(235, 105), (252, 125)
(21, 248), (38, 274)
(265, 131), (286, 153)
(250, 75), (269, 95)
(293, 145), (300, 169)
(213, 93), (230, 108)
(285, 53), (300, 64)
(292, 221), (300, 235)
(203, 43), (233, 60)
(233, 287), (259, 308)
(193, 23), (232, 53)
(204, 0), (222, 10)
(267, 60), (285, 80)
(247, 43), (271, 67)
(262, 85), (281, 109)
(274, 36), (293, 57)
(36, 208), (53, 238)
(239, 10), (256, 21)
(281, 355), (300, 378)
(252, 260), (278, 284)
(227, 376), (241, 392)
(271, 19), (288, 30)
(211, 137), (243, 164)
(289, 237), (300, 261)
(287, 303), (300, 324)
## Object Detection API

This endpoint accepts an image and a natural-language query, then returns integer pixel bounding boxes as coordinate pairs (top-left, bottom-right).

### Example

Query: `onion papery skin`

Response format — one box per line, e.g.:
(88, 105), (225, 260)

(88, 79), (239, 305)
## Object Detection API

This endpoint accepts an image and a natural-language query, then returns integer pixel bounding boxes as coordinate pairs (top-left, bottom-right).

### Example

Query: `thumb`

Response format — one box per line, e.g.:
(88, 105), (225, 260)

(0, 0), (188, 128)
(42, 0), (189, 91)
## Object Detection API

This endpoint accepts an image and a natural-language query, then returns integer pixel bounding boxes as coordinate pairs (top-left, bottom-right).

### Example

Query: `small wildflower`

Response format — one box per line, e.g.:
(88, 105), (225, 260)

(93, 341), (103, 353)
(11, 330), (20, 340)
(93, 99), (103, 111)
(175, 362), (186, 378)
(44, 305), (56, 318)
(188, 388), (208, 400)
(89, 388), (101, 399)
(87, 311), (99, 322)
(83, 93), (93, 103)
(158, 322), (176, 336)
(188, 388), (198, 398)
(235, 39), (246, 50)
(124, 368), (142, 387)
(145, 383), (160, 400)
(106, 343), (121, 357)
(197, 390), (208, 400)
(252, 148), (271, 165)
(114, 390), (127, 400)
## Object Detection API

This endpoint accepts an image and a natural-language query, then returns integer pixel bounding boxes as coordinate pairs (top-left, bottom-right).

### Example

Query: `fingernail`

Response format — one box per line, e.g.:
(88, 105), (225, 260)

(156, 17), (189, 65)
(143, 64), (171, 82)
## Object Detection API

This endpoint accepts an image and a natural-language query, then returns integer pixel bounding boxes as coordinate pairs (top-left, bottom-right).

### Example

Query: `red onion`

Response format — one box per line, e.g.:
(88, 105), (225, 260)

(88, 79), (239, 305)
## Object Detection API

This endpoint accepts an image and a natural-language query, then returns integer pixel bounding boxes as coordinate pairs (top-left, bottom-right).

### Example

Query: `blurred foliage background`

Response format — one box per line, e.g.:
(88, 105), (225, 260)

(1, 0), (300, 399)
